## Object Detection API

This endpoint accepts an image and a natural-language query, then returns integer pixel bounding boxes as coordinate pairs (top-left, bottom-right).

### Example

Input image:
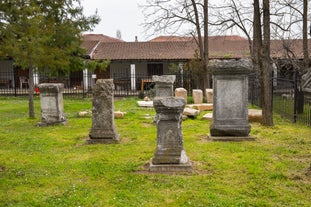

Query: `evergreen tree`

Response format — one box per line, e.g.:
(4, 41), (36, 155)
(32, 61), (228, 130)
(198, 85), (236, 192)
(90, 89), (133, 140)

(0, 0), (100, 118)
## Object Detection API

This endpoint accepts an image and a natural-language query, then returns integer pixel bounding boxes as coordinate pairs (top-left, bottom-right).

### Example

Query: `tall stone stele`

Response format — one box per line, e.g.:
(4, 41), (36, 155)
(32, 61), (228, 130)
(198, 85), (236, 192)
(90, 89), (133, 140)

(209, 59), (254, 141)
(38, 83), (66, 126)
(150, 75), (192, 172)
(88, 79), (120, 144)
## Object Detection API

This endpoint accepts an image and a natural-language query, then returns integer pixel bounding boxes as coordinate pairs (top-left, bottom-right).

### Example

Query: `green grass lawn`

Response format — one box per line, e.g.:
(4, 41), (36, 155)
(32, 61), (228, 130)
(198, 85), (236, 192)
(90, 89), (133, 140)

(0, 96), (310, 207)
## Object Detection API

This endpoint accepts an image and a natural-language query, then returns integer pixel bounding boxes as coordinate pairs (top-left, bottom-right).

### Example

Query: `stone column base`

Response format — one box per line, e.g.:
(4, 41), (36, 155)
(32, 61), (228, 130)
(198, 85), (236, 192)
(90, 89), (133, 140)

(148, 159), (193, 173)
(208, 134), (255, 141)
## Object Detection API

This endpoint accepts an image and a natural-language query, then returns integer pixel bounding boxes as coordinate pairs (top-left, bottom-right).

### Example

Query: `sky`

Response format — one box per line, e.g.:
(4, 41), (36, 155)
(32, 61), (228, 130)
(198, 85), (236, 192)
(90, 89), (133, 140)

(81, 0), (147, 42)
(81, 0), (247, 42)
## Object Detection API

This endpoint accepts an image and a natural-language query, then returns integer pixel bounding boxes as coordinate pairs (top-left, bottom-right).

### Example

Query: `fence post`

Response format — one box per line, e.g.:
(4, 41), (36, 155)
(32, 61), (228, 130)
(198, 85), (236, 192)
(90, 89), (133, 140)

(13, 67), (17, 97)
(293, 71), (298, 123)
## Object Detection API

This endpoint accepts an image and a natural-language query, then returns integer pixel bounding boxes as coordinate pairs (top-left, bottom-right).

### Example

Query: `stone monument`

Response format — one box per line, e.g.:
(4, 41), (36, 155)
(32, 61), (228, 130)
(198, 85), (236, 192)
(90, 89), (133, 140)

(209, 59), (254, 141)
(175, 87), (187, 103)
(192, 89), (203, 104)
(150, 75), (192, 172)
(88, 79), (120, 144)
(205, 88), (213, 103)
(38, 83), (66, 126)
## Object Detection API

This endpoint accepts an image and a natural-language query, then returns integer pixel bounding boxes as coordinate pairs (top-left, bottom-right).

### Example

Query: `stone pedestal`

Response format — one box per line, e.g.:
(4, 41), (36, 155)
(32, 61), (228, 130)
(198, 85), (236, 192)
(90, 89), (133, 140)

(150, 97), (192, 172)
(88, 79), (120, 144)
(192, 89), (203, 104)
(209, 60), (254, 141)
(152, 75), (176, 97)
(38, 83), (66, 126)
(205, 88), (213, 103)
(175, 87), (187, 103)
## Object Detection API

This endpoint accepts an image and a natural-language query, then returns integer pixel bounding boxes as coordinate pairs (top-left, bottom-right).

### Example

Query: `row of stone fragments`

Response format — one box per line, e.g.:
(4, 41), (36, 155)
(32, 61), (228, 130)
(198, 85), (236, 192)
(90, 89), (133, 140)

(175, 87), (213, 104)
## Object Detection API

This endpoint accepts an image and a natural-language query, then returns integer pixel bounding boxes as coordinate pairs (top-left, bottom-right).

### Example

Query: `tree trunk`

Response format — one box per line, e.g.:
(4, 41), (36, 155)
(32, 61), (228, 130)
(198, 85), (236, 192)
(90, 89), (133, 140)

(303, 0), (308, 71)
(28, 64), (35, 118)
(191, 0), (210, 90)
(261, 0), (274, 126)
(203, 0), (210, 89)
(253, 0), (262, 74)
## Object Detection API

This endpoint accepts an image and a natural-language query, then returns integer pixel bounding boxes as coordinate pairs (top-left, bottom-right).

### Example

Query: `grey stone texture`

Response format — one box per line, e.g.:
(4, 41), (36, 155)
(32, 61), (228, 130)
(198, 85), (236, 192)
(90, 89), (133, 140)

(151, 97), (191, 171)
(88, 79), (120, 144)
(209, 59), (253, 141)
(152, 75), (176, 97)
(38, 83), (66, 126)
(150, 75), (192, 172)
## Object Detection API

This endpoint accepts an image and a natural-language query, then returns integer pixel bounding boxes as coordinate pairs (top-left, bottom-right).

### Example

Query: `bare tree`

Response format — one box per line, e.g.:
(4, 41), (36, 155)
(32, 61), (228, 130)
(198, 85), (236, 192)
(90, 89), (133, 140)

(303, 0), (309, 71)
(209, 0), (254, 56)
(141, 0), (210, 89)
(261, 0), (274, 126)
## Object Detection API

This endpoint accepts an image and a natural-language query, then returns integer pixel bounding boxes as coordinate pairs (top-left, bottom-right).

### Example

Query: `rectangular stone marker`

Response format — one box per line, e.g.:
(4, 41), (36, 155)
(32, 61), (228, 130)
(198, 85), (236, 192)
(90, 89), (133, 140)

(38, 83), (66, 126)
(209, 60), (254, 141)
(205, 88), (213, 103)
(88, 79), (120, 144)
(175, 87), (187, 103)
(192, 89), (203, 104)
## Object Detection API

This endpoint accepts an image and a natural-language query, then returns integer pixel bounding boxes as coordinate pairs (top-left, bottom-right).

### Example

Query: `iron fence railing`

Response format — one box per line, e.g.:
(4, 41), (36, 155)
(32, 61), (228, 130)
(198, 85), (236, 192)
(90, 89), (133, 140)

(0, 70), (194, 98)
(249, 72), (311, 126)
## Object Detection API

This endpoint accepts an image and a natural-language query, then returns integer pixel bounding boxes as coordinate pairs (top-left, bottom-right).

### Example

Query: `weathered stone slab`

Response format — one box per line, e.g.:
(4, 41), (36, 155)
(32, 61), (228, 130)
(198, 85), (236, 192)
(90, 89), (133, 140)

(114, 111), (126, 119)
(192, 89), (203, 104)
(248, 109), (262, 122)
(183, 107), (200, 117)
(209, 59), (253, 141)
(202, 113), (213, 120)
(137, 101), (154, 107)
(88, 79), (120, 144)
(38, 83), (66, 126)
(205, 88), (213, 103)
(78, 111), (91, 117)
(175, 88), (187, 103)
(187, 103), (213, 111)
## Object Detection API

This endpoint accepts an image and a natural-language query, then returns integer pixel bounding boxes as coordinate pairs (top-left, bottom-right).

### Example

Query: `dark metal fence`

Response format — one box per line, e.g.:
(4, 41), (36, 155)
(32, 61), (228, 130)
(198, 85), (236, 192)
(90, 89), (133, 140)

(111, 71), (194, 97)
(249, 71), (311, 126)
(0, 69), (194, 98)
(0, 69), (94, 98)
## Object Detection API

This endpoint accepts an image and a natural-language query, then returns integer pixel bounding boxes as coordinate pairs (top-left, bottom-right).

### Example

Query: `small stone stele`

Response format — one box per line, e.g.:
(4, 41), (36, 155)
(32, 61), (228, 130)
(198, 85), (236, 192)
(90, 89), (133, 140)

(192, 89), (203, 104)
(38, 83), (66, 126)
(88, 79), (120, 144)
(205, 88), (213, 103)
(175, 87), (187, 103)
